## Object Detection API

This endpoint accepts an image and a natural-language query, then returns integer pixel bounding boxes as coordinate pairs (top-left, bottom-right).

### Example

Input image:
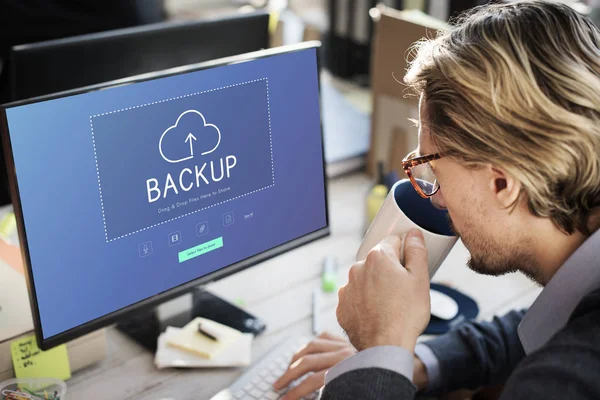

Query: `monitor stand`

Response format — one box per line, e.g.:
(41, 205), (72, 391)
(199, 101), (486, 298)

(116, 287), (266, 351)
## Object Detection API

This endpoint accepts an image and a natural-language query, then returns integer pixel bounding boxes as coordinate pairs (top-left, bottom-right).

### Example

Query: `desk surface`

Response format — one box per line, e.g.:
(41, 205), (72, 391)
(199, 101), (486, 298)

(66, 173), (541, 399)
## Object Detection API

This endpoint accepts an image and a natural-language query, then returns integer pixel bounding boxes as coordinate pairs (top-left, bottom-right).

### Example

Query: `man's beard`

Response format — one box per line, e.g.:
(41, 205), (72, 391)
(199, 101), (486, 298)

(446, 214), (542, 283)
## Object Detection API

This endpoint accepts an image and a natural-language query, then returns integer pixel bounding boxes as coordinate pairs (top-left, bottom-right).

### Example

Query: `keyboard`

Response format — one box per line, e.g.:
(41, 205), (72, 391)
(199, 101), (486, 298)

(210, 335), (320, 400)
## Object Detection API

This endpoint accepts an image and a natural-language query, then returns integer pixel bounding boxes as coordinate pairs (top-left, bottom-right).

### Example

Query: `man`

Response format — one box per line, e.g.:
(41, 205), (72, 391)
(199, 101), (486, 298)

(273, 1), (600, 398)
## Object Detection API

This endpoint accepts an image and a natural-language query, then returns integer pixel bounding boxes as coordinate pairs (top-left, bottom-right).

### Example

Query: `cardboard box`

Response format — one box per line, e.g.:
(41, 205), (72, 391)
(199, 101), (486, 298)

(270, 13), (285, 48)
(367, 7), (449, 176)
(303, 23), (322, 42)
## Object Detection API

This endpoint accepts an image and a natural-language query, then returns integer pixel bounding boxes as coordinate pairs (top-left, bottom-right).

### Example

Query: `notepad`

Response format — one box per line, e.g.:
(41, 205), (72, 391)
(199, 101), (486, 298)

(156, 327), (252, 369)
(166, 317), (242, 359)
(11, 335), (71, 380)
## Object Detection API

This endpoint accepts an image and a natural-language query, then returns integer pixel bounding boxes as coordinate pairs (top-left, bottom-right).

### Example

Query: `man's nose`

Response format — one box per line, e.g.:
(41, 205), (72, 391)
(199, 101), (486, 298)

(430, 190), (447, 210)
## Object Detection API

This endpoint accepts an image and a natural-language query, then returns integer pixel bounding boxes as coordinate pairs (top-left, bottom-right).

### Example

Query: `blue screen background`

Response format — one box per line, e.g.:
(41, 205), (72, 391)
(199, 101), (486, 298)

(91, 78), (275, 241)
(5, 48), (327, 339)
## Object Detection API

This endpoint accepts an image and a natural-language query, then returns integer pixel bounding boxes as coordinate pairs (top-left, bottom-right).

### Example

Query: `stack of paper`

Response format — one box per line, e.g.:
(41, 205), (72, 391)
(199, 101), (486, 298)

(155, 317), (253, 369)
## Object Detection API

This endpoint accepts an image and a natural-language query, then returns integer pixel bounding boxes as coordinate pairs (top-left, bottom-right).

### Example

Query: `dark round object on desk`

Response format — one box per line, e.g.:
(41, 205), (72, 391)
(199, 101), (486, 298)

(424, 283), (479, 335)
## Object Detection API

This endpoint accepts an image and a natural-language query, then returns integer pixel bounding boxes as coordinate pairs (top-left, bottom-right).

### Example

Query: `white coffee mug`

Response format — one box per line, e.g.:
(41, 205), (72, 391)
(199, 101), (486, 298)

(357, 179), (458, 279)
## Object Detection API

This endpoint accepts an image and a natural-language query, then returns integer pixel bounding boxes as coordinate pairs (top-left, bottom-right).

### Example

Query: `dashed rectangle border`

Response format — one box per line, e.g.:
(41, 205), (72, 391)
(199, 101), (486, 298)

(89, 77), (275, 243)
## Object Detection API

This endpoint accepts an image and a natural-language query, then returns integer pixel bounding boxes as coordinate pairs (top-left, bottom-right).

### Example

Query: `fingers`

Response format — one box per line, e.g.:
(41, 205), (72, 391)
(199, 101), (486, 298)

(317, 331), (347, 342)
(274, 350), (351, 390)
(371, 235), (403, 262)
(403, 229), (429, 280)
(364, 235), (405, 272)
(281, 370), (326, 400)
(289, 338), (350, 365)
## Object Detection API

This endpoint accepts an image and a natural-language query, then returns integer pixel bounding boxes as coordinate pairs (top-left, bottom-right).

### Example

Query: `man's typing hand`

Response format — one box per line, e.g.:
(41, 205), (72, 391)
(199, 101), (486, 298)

(273, 332), (356, 400)
(336, 230), (431, 353)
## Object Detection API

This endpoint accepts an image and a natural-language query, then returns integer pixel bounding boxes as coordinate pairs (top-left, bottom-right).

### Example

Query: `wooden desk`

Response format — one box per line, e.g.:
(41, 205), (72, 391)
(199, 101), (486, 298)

(66, 173), (541, 399)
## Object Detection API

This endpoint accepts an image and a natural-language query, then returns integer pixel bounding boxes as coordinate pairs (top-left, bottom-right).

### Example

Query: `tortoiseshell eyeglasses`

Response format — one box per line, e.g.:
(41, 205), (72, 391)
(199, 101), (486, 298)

(401, 150), (443, 198)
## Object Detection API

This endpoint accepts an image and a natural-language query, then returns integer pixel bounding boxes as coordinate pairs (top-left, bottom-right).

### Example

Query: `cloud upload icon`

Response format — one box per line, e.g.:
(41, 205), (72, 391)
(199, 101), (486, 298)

(159, 110), (221, 163)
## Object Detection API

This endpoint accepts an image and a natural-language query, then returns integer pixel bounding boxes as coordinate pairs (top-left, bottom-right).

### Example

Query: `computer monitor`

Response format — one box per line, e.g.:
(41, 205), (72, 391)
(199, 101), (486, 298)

(0, 42), (329, 350)
(0, 11), (270, 208)
(8, 11), (270, 102)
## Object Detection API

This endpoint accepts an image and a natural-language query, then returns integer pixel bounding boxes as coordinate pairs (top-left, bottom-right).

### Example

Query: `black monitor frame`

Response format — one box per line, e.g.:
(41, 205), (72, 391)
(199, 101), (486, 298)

(0, 41), (330, 350)
(8, 10), (270, 102)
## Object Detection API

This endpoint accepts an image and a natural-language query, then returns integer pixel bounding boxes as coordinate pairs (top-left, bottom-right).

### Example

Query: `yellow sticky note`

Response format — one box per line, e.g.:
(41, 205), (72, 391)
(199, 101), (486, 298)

(11, 335), (71, 380)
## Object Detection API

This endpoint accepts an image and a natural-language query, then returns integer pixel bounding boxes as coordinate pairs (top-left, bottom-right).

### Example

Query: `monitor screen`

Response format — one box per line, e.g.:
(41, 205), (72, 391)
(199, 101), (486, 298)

(1, 45), (328, 347)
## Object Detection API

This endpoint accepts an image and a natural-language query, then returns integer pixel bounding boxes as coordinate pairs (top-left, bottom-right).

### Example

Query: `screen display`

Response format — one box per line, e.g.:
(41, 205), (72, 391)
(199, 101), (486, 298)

(4, 48), (327, 340)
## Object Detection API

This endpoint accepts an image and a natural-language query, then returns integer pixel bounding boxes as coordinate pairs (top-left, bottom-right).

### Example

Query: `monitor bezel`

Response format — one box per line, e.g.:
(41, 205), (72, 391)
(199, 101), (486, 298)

(0, 41), (330, 350)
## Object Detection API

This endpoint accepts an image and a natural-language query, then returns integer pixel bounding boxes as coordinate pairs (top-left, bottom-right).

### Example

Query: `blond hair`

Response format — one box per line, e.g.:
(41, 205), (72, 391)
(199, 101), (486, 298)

(404, 0), (600, 235)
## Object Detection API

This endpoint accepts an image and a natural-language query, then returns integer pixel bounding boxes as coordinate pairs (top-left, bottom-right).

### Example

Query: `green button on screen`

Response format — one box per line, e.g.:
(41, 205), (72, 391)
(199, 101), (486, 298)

(178, 237), (223, 263)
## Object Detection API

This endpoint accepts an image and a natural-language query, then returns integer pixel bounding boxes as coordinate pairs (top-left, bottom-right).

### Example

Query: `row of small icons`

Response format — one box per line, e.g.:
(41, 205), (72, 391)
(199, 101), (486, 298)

(138, 212), (234, 258)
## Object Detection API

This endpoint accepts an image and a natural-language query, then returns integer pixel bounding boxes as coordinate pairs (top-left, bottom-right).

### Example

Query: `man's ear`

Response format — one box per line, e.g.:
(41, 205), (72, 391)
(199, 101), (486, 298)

(489, 166), (521, 208)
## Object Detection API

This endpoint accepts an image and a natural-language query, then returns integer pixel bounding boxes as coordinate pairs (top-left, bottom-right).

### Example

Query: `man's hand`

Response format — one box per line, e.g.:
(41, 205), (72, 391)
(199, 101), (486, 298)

(414, 354), (430, 391)
(273, 332), (356, 400)
(336, 229), (431, 352)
